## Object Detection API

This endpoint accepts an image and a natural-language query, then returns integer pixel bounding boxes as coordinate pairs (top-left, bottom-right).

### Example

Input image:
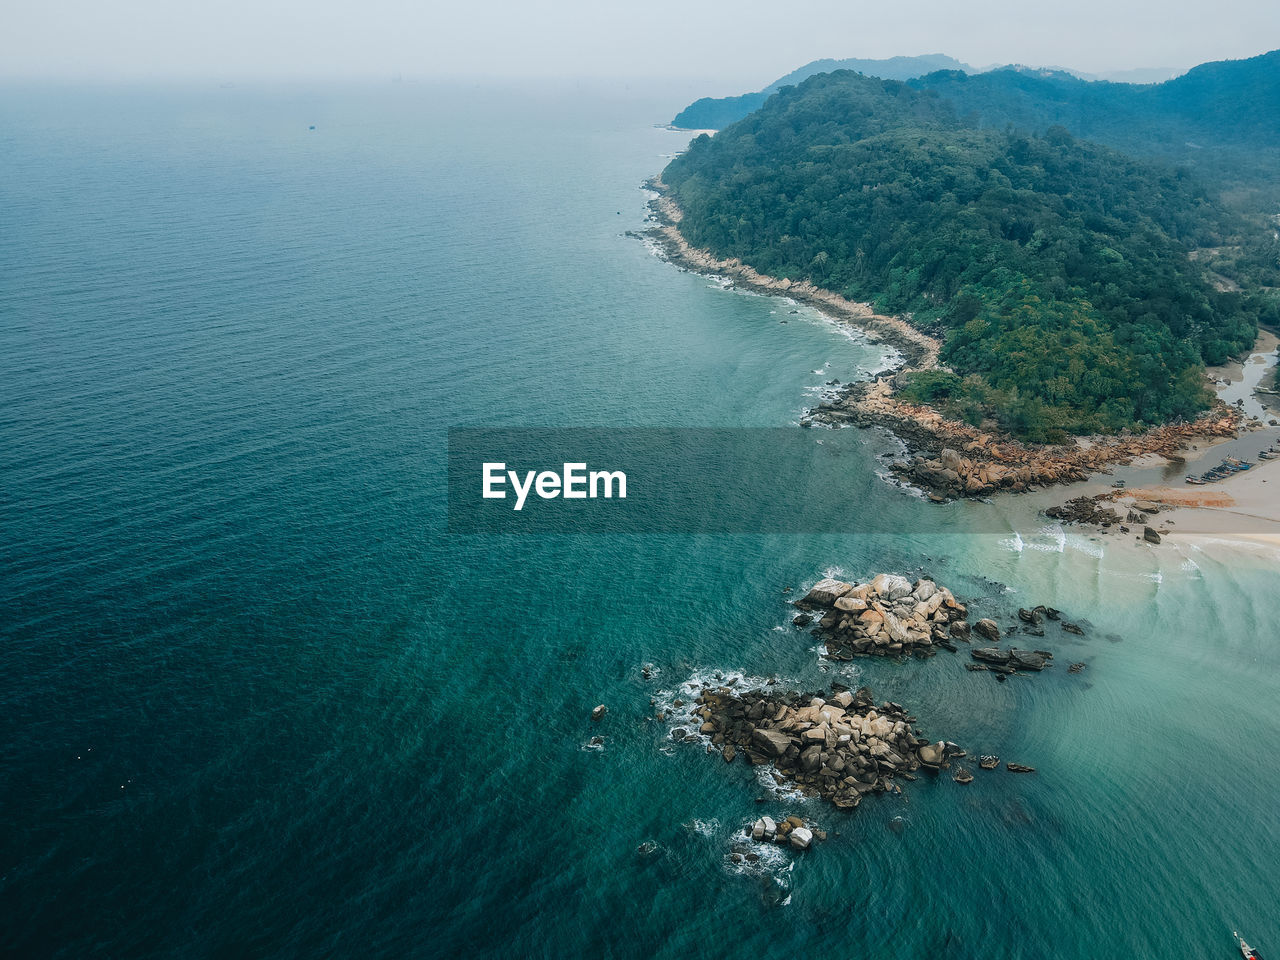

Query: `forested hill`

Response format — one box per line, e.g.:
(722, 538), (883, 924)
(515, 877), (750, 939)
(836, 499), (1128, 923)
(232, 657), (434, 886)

(907, 50), (1280, 202)
(671, 54), (970, 129)
(661, 71), (1280, 440)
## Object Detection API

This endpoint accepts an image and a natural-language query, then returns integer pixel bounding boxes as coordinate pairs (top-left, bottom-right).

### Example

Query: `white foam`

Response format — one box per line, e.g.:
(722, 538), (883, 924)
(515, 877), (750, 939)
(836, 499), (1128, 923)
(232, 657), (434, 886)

(999, 531), (1025, 553)
(654, 668), (794, 751)
(689, 817), (720, 838)
(723, 825), (796, 898)
(754, 765), (806, 802)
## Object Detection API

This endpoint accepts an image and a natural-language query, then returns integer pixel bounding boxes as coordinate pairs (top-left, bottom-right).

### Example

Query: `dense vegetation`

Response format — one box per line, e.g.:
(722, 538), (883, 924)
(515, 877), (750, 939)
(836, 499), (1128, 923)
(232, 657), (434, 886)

(671, 54), (969, 129)
(908, 51), (1280, 206)
(663, 71), (1280, 440)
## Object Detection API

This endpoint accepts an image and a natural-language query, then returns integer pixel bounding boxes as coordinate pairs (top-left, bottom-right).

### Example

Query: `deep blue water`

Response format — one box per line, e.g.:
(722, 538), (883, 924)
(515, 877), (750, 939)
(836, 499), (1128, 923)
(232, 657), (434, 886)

(2, 82), (1279, 959)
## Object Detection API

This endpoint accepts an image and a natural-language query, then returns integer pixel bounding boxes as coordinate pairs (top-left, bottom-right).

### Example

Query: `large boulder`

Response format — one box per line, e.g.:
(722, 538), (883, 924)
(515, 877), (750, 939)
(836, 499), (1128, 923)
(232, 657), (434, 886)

(802, 725), (828, 744)
(834, 596), (868, 613)
(802, 578), (854, 606)
(789, 826), (814, 850)
(752, 816), (777, 840)
(1143, 527), (1162, 544)
(884, 613), (911, 644)
(752, 728), (793, 758)
(918, 741), (946, 766)
(974, 618), (1001, 641)
(871, 573), (914, 600)
(800, 745), (823, 773)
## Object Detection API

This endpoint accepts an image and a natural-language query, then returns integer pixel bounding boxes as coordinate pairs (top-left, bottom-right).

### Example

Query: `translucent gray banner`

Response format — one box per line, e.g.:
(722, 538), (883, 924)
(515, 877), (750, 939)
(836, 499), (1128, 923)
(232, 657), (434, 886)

(447, 427), (1001, 534)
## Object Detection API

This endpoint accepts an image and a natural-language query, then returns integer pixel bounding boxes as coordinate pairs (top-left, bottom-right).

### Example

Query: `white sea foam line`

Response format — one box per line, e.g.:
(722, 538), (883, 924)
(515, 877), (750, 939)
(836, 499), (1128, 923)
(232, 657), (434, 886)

(999, 531), (1025, 553)
(1061, 534), (1105, 559)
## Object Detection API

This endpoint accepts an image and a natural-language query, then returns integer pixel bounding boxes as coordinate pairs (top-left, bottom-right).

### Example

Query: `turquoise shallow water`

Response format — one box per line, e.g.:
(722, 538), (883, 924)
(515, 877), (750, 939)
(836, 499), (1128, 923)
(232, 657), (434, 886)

(2, 82), (1279, 959)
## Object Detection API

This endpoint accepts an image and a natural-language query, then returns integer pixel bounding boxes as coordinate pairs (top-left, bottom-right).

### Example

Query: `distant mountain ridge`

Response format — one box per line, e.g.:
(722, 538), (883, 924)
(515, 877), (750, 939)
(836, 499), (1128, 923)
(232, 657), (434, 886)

(670, 54), (971, 129)
(907, 49), (1280, 196)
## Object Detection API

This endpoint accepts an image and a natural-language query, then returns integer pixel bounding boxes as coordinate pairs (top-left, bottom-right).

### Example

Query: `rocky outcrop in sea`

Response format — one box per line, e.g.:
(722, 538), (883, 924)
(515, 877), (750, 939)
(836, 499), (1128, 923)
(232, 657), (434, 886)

(794, 573), (968, 659)
(679, 681), (961, 809)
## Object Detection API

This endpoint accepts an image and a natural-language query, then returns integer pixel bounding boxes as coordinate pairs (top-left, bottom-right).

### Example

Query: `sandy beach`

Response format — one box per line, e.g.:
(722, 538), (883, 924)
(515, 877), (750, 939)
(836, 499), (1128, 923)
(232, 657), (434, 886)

(1114, 456), (1280, 536)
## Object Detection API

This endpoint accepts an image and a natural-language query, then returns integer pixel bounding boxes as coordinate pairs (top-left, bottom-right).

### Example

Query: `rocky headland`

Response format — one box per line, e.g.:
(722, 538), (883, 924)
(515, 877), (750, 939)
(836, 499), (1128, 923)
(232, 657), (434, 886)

(807, 384), (1239, 501)
(643, 176), (1244, 502)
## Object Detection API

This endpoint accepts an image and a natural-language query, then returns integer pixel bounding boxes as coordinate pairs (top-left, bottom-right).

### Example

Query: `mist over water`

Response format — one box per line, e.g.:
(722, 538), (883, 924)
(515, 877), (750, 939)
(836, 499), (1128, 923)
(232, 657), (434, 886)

(2, 82), (1278, 958)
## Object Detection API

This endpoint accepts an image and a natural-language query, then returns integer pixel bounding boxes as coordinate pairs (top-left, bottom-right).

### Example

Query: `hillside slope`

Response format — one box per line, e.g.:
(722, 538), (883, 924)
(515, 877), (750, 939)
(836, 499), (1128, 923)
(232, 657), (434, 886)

(662, 71), (1280, 440)
(909, 50), (1280, 201)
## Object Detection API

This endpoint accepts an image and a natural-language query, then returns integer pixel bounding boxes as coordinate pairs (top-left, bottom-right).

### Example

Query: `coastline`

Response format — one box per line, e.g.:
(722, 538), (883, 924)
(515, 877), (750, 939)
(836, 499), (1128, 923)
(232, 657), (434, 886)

(644, 176), (939, 370)
(644, 176), (1245, 504)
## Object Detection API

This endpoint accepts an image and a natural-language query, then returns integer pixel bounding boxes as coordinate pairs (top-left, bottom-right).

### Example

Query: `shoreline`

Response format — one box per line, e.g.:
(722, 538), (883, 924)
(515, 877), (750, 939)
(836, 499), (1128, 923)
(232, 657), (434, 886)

(644, 176), (1253, 510)
(643, 176), (939, 371)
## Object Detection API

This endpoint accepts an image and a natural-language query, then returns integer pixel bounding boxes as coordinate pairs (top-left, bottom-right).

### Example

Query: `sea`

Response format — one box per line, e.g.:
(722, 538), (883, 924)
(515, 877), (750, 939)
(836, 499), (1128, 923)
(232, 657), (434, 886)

(2, 80), (1278, 959)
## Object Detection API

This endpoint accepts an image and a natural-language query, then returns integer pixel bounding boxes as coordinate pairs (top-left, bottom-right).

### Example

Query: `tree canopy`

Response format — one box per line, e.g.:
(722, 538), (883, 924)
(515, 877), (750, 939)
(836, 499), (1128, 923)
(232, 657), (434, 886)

(663, 71), (1280, 440)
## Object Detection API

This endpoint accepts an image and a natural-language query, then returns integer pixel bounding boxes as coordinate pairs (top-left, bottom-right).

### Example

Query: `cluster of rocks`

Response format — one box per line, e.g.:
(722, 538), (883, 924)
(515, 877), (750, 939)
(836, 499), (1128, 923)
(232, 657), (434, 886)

(1046, 496), (1123, 527)
(1046, 495), (1168, 544)
(746, 814), (825, 851)
(678, 682), (964, 810)
(806, 375), (1241, 501)
(907, 444), (1084, 498)
(795, 573), (970, 659)
(961, 606), (1092, 679)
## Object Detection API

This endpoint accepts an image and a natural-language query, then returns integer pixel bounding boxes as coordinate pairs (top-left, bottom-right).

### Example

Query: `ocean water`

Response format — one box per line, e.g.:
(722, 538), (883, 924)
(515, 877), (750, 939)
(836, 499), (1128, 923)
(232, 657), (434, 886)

(2, 82), (1279, 959)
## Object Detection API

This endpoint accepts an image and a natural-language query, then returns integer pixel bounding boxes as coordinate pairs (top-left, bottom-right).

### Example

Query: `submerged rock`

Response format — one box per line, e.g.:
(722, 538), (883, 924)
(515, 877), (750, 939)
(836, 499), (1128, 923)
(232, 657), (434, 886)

(971, 647), (1011, 665)
(1008, 649), (1048, 671)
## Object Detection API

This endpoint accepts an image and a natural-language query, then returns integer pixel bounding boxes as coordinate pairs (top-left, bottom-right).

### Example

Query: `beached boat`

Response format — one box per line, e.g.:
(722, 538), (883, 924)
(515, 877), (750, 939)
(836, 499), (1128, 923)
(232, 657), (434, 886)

(1234, 931), (1263, 960)
(1185, 476), (1206, 485)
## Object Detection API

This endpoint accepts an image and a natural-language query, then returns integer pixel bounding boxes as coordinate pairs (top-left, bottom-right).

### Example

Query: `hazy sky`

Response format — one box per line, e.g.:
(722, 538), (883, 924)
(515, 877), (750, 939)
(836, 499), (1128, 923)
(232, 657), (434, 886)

(3, 0), (1278, 86)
